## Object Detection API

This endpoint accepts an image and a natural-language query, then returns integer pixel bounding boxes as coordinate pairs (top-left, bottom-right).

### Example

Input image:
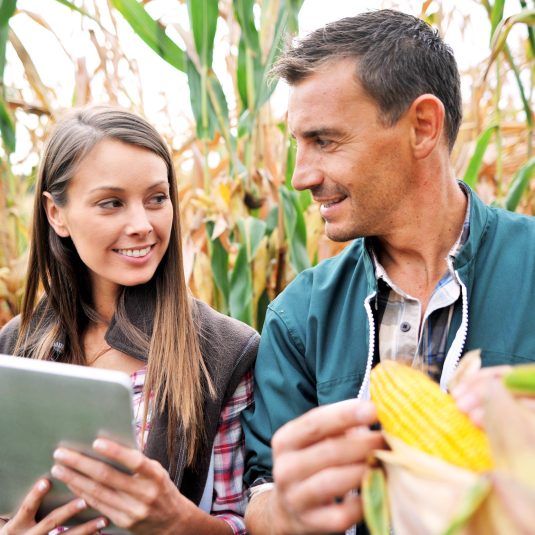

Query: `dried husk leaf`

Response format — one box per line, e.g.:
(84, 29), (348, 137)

(374, 435), (487, 535)
(484, 379), (535, 488)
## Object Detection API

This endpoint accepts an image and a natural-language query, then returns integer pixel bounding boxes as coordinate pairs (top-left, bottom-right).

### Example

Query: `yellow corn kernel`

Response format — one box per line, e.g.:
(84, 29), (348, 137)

(370, 360), (493, 472)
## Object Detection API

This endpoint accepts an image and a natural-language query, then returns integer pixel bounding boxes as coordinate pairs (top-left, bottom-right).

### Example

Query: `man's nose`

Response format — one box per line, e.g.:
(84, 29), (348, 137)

(291, 147), (323, 191)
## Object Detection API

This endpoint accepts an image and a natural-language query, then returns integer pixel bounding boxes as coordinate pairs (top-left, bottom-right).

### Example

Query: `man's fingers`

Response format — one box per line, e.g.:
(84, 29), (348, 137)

(296, 492), (363, 534)
(273, 400), (377, 453)
(274, 431), (383, 485)
(282, 464), (366, 513)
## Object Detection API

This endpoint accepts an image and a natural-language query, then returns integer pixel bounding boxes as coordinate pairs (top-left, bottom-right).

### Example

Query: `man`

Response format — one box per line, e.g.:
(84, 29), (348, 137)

(242, 9), (535, 535)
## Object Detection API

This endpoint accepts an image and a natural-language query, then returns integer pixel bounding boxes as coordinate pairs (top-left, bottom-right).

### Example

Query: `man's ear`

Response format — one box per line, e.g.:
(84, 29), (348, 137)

(43, 192), (70, 238)
(408, 94), (445, 159)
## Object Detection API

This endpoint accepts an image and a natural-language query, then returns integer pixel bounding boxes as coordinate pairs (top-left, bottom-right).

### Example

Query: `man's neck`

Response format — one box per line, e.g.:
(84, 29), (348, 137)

(374, 179), (467, 310)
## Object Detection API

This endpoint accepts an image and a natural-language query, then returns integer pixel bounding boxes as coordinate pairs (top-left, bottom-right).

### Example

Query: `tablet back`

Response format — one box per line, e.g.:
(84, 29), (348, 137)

(0, 353), (136, 530)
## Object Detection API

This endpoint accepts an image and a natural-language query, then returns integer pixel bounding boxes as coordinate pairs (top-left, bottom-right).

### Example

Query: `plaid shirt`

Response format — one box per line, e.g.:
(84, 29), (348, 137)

(132, 367), (253, 535)
(53, 368), (253, 535)
(371, 183), (471, 381)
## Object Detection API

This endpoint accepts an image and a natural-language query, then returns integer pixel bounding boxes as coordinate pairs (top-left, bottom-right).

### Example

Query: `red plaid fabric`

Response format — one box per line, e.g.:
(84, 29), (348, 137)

(132, 367), (253, 534)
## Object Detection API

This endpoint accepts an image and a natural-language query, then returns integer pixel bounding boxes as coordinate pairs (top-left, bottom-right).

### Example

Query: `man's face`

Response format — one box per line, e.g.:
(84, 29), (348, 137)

(288, 59), (414, 242)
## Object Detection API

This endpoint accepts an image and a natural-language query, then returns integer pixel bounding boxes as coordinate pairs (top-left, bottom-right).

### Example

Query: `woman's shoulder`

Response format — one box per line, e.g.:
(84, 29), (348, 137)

(0, 314), (22, 355)
(193, 299), (259, 345)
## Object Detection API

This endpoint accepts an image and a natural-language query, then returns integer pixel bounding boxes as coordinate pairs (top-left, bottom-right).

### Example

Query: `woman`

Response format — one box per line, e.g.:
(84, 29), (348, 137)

(0, 106), (258, 534)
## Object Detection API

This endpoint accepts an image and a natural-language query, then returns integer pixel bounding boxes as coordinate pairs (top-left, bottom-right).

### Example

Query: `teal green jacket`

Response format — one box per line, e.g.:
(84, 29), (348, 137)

(243, 186), (535, 489)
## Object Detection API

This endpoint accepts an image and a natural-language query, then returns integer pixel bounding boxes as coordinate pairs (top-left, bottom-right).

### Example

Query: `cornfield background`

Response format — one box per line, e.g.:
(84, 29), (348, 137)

(0, 0), (533, 329)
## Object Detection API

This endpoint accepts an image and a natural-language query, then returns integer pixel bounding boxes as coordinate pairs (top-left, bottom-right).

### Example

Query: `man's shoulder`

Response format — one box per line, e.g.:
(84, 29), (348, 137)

(272, 240), (365, 303)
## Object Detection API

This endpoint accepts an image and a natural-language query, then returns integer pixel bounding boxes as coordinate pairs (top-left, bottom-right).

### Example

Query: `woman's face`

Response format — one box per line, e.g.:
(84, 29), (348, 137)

(45, 138), (173, 300)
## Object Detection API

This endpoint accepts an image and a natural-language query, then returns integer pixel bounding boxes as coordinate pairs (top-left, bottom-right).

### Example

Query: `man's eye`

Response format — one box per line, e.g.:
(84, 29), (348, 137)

(316, 138), (332, 148)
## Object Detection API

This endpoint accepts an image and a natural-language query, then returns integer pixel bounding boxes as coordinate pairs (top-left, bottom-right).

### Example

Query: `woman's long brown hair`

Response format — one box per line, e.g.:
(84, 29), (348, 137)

(15, 106), (213, 464)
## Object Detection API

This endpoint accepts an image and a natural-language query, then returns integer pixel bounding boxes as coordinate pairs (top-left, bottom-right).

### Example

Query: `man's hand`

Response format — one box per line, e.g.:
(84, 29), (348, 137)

(247, 399), (385, 535)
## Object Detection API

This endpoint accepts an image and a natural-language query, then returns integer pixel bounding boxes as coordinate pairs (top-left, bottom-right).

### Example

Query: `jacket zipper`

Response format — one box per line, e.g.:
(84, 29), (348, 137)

(357, 291), (377, 401)
(440, 267), (469, 391)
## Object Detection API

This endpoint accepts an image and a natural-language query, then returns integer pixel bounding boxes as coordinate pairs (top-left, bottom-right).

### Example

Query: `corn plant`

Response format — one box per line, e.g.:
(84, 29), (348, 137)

(0, 0), (534, 328)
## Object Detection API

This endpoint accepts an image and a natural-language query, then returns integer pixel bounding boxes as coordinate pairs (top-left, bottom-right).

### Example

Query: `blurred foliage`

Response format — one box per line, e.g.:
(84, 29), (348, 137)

(0, 0), (534, 328)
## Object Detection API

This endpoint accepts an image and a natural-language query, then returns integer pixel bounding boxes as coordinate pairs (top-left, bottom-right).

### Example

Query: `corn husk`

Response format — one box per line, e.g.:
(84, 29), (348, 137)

(364, 364), (535, 535)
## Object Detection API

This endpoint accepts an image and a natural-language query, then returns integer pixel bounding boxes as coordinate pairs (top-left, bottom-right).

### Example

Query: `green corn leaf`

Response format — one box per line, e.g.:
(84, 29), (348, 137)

(462, 125), (497, 188)
(0, 97), (15, 153)
(265, 205), (279, 236)
(206, 222), (229, 308)
(502, 46), (533, 129)
(285, 136), (296, 189)
(229, 244), (253, 325)
(362, 468), (390, 535)
(110, 0), (187, 73)
(280, 186), (310, 274)
(487, 9), (535, 74)
(0, 0), (16, 82)
(255, 0), (305, 110)
(489, 0), (505, 41)
(0, 0), (16, 24)
(519, 0), (535, 58)
(53, 0), (102, 24)
(237, 216), (267, 261)
(503, 364), (535, 394)
(234, 0), (263, 113)
(256, 288), (270, 331)
(504, 157), (535, 211)
(187, 0), (217, 67)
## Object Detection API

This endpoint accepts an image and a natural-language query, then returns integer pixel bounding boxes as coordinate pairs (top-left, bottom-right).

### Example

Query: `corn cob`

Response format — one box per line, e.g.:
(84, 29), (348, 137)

(370, 360), (493, 472)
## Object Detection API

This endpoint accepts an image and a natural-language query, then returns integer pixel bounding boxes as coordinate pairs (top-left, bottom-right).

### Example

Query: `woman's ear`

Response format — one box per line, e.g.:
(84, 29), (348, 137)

(43, 192), (70, 238)
(408, 94), (445, 159)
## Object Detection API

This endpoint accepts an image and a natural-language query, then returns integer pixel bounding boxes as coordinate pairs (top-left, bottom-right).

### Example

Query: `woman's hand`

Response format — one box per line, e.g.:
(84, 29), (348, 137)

(50, 439), (211, 535)
(0, 478), (107, 535)
(451, 365), (511, 427)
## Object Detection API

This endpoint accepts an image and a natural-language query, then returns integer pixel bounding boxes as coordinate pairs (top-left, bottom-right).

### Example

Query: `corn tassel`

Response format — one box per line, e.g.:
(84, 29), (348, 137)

(370, 360), (493, 472)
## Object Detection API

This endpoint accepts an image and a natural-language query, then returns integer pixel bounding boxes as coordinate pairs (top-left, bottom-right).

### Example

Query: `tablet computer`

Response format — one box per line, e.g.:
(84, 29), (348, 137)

(0, 353), (136, 531)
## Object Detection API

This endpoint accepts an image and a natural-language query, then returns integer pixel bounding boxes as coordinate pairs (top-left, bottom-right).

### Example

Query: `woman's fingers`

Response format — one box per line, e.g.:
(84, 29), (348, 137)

(12, 479), (50, 526)
(28, 498), (90, 534)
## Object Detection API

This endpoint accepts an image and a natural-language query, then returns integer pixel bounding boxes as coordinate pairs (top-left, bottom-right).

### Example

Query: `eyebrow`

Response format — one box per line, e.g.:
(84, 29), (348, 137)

(291, 127), (344, 140)
(88, 180), (168, 193)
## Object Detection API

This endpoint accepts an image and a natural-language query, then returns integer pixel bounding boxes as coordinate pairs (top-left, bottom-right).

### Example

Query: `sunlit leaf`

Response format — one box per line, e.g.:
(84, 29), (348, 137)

(0, 0), (16, 82)
(187, 0), (217, 67)
(52, 0), (102, 25)
(462, 125), (497, 188)
(206, 221), (229, 309)
(0, 98), (15, 153)
(111, 0), (187, 72)
(280, 186), (310, 274)
(486, 8), (535, 76)
(362, 468), (390, 535)
(229, 244), (253, 324)
(504, 157), (535, 211)
(237, 216), (266, 261)
(489, 0), (505, 42)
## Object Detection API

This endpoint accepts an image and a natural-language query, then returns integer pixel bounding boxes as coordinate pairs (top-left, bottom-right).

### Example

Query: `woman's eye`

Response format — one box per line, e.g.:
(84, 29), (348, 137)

(149, 194), (169, 205)
(97, 199), (122, 209)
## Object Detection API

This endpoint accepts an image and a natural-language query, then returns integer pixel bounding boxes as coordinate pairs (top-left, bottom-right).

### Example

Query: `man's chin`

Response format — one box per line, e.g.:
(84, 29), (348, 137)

(324, 224), (360, 243)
